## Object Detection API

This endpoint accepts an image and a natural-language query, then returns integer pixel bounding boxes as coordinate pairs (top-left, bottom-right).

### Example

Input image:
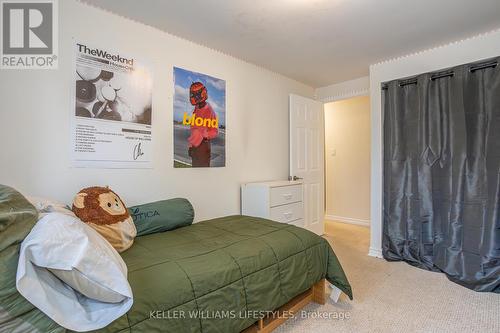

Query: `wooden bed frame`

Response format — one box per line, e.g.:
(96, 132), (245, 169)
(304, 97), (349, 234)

(242, 279), (326, 333)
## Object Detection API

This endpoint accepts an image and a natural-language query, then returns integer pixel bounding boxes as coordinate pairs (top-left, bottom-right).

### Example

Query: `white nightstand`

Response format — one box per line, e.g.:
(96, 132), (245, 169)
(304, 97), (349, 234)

(241, 180), (304, 227)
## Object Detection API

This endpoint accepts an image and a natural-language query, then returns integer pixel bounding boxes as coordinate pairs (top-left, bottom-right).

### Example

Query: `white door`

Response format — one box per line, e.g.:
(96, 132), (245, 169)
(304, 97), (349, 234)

(289, 94), (325, 235)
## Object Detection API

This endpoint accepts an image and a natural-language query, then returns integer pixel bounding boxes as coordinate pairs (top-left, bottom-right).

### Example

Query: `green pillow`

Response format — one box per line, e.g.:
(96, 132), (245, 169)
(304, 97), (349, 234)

(0, 185), (40, 326)
(0, 184), (38, 252)
(128, 198), (194, 236)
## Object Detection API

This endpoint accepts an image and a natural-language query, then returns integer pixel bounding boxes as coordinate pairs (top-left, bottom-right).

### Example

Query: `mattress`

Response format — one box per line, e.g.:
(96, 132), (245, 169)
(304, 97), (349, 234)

(92, 215), (352, 333)
(0, 196), (351, 333)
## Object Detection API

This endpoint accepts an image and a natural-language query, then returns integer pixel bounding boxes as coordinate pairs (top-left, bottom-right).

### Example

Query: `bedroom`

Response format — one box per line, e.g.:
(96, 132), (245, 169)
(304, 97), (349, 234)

(0, 0), (499, 332)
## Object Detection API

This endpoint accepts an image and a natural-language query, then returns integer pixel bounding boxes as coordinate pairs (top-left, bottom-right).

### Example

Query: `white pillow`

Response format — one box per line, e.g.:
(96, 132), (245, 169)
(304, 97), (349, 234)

(49, 268), (126, 303)
(26, 196), (75, 217)
(16, 212), (133, 331)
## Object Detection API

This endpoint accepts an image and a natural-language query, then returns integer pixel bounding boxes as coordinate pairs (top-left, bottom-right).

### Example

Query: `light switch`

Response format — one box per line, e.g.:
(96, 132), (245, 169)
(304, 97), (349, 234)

(330, 149), (336, 157)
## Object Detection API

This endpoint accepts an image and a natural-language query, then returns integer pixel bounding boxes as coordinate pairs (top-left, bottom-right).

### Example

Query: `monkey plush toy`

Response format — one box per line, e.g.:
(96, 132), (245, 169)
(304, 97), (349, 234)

(72, 186), (137, 252)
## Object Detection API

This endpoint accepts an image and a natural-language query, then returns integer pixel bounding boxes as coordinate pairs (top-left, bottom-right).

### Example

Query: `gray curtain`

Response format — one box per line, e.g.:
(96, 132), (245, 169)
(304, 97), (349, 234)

(382, 57), (500, 293)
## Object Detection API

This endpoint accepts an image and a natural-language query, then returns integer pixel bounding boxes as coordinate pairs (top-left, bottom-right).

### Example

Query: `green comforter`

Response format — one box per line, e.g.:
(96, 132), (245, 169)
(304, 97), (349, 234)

(91, 215), (352, 333)
(0, 186), (351, 333)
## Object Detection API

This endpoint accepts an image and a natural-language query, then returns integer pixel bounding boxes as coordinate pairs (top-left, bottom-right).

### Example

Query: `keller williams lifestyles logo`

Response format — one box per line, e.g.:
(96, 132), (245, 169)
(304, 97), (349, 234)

(1, 0), (58, 69)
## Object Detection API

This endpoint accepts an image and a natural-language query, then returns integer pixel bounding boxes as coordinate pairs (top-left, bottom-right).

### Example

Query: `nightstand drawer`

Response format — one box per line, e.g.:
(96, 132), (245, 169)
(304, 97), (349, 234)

(270, 185), (302, 207)
(270, 202), (303, 223)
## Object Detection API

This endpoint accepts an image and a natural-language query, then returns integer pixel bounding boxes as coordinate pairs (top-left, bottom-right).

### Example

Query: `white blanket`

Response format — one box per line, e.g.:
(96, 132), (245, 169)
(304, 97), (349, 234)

(16, 213), (133, 332)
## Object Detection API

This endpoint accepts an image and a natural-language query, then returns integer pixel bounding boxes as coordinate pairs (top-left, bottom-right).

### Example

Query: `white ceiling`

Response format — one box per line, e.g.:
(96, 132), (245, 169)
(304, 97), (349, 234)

(83, 0), (500, 88)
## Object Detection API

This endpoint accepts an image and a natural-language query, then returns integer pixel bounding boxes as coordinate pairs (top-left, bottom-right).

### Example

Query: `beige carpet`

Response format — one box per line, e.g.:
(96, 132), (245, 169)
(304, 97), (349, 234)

(275, 221), (500, 333)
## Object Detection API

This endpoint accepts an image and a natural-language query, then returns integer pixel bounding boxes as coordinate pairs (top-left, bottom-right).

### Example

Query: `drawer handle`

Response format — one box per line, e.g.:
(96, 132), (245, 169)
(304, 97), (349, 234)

(283, 212), (293, 219)
(283, 194), (293, 200)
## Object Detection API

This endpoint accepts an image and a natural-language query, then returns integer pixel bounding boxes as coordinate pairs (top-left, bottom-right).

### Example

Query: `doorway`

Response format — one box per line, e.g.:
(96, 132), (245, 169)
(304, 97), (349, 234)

(323, 96), (371, 233)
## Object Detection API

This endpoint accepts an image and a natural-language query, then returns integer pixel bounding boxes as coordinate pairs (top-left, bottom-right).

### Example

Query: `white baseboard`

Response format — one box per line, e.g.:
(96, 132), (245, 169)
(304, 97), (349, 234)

(368, 247), (383, 258)
(325, 215), (370, 227)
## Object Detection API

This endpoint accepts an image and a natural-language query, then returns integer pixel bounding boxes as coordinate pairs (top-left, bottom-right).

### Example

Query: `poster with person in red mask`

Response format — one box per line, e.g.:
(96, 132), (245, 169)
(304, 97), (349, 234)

(173, 67), (226, 168)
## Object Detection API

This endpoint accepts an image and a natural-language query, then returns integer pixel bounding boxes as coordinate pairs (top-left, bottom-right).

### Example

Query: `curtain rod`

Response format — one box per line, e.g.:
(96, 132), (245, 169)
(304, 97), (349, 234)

(381, 60), (498, 90)
(470, 61), (498, 72)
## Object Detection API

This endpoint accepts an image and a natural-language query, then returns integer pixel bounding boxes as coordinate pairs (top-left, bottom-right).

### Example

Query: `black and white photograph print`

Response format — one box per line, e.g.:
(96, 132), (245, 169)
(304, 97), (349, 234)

(74, 43), (152, 125)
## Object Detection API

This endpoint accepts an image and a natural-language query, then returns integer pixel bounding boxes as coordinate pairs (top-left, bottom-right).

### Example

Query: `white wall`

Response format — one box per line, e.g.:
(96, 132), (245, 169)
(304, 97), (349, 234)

(369, 28), (500, 258)
(0, 0), (314, 221)
(324, 96), (370, 225)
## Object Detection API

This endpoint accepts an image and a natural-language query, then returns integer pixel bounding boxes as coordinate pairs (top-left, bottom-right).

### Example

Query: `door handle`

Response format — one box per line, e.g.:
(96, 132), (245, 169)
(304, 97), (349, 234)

(291, 176), (302, 181)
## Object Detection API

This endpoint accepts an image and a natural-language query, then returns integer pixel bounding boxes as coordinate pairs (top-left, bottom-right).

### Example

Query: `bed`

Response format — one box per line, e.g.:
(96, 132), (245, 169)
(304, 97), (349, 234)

(0, 185), (352, 333)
